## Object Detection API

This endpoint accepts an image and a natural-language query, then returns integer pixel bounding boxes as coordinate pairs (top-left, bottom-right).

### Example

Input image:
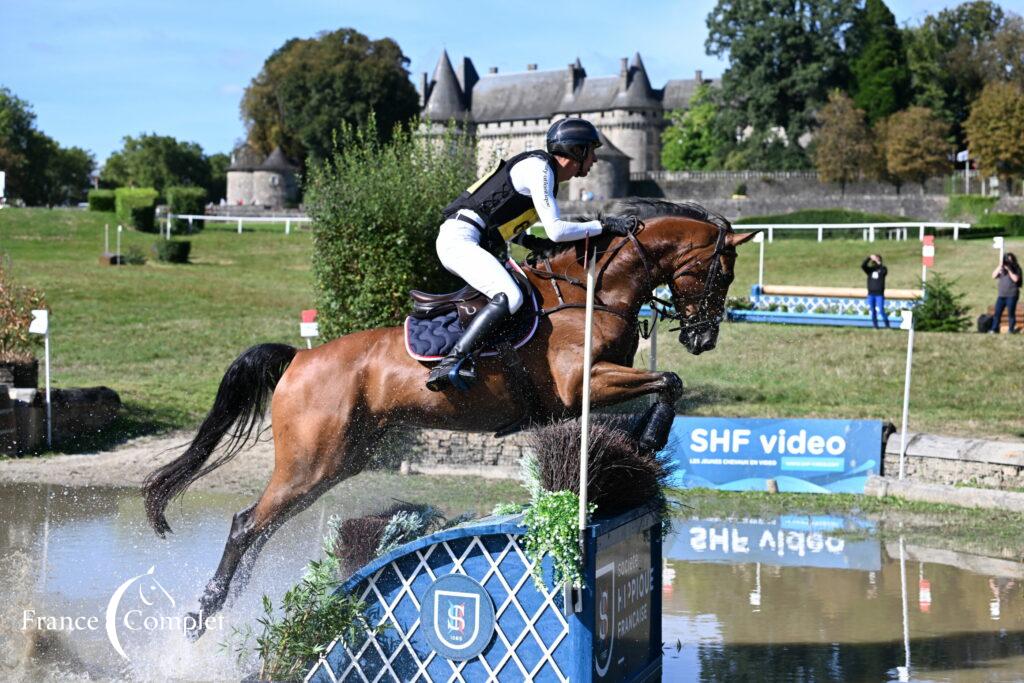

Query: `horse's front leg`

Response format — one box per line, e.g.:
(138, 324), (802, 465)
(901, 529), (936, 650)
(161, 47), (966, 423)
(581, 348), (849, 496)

(588, 362), (681, 453)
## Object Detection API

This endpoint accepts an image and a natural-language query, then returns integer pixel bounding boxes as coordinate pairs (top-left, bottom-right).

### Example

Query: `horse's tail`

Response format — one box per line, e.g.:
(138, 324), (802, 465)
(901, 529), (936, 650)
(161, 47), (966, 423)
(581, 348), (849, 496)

(143, 343), (297, 537)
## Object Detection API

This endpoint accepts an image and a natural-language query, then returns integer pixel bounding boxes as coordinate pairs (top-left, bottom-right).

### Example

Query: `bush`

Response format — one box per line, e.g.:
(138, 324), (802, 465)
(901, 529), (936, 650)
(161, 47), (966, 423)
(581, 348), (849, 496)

(166, 186), (207, 234)
(0, 259), (46, 362)
(945, 195), (997, 222)
(152, 239), (190, 263)
(733, 182), (748, 196)
(915, 273), (970, 332)
(305, 116), (476, 337)
(87, 189), (116, 212)
(114, 187), (159, 232)
(122, 246), (147, 265)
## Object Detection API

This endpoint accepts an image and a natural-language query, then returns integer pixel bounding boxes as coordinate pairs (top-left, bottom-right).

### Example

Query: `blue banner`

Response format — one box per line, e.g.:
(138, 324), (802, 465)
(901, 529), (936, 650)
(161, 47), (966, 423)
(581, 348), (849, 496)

(666, 417), (883, 493)
(666, 516), (881, 571)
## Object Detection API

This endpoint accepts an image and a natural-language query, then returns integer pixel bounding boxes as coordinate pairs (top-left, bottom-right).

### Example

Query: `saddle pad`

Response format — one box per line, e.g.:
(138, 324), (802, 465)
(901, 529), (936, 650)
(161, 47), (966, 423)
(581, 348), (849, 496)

(404, 289), (539, 361)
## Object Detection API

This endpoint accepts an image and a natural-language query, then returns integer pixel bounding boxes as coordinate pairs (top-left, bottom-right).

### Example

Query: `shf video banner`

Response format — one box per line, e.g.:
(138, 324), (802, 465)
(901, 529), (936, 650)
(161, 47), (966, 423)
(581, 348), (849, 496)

(666, 417), (883, 493)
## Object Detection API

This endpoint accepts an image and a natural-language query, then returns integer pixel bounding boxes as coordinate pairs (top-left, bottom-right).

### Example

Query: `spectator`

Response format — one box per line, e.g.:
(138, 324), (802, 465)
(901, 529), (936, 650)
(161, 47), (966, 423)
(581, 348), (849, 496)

(989, 252), (1021, 333)
(861, 254), (889, 329)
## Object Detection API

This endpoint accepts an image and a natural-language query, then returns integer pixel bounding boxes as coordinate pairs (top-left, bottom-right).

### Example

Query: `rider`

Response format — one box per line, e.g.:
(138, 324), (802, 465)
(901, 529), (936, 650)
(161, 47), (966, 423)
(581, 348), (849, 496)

(426, 118), (635, 391)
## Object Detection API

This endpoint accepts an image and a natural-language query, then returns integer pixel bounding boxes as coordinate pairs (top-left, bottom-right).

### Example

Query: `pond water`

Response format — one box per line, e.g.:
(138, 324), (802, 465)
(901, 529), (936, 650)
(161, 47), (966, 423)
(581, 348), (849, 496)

(2, 483), (1023, 682)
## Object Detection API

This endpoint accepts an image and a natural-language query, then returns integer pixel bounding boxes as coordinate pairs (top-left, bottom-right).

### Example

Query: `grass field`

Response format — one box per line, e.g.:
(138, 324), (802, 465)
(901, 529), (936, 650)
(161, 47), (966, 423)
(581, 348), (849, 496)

(0, 207), (1021, 449)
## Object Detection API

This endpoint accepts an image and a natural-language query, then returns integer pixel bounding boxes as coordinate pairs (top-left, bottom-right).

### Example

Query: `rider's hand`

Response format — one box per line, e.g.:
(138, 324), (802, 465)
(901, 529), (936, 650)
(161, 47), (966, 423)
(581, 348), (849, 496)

(600, 215), (637, 237)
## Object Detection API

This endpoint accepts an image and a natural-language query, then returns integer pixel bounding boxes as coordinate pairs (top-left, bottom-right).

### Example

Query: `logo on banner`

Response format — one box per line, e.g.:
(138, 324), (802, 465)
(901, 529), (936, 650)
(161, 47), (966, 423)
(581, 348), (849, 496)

(421, 574), (494, 660)
(594, 561), (617, 677)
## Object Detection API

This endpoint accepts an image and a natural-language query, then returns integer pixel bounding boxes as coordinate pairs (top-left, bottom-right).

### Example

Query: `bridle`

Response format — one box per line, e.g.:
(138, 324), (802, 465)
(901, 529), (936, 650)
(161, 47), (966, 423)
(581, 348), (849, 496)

(524, 216), (732, 336)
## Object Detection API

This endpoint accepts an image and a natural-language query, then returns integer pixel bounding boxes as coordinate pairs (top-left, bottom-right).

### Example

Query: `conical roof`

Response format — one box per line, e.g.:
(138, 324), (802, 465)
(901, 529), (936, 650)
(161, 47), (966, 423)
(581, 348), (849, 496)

(595, 131), (629, 160)
(229, 143), (263, 171)
(258, 147), (298, 172)
(615, 52), (658, 108)
(424, 50), (468, 122)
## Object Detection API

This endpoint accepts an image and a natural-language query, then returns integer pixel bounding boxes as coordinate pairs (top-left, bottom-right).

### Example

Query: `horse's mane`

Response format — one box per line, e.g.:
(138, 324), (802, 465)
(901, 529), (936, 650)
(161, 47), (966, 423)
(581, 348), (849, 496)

(528, 198), (732, 262)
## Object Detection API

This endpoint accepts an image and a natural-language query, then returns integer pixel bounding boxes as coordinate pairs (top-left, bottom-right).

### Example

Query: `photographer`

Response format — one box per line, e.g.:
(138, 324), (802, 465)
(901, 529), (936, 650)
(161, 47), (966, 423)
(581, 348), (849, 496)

(989, 253), (1021, 333)
(861, 254), (889, 329)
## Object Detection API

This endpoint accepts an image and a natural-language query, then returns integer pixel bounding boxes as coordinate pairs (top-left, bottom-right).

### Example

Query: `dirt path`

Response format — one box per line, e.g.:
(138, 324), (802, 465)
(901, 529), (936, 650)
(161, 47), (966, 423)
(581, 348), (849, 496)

(0, 431), (276, 496)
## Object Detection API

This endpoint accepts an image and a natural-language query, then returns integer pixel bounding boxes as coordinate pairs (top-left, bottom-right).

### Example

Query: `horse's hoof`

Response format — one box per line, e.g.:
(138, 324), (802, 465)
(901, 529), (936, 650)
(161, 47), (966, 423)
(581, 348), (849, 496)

(661, 372), (683, 402)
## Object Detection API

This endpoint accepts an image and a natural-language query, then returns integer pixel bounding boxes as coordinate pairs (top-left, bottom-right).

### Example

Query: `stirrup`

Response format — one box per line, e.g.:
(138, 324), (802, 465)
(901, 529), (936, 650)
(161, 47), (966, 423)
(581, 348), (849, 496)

(448, 356), (476, 392)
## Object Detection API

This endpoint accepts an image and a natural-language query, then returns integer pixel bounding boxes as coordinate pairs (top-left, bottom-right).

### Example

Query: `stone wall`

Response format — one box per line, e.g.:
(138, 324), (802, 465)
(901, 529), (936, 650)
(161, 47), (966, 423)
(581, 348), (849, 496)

(396, 428), (531, 479)
(883, 432), (1024, 489)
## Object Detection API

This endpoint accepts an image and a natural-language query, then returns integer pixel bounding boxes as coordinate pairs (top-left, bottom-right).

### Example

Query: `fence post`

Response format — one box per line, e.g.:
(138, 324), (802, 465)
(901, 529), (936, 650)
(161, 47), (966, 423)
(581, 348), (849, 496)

(237, 219), (243, 234)
(285, 219), (291, 235)
(918, 225), (924, 242)
(768, 226), (774, 243)
(953, 224), (960, 240)
(817, 226), (823, 242)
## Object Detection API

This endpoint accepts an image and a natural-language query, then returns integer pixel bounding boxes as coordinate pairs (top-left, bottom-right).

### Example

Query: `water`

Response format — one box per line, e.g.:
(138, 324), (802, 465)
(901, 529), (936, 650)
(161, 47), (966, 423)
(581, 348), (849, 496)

(2, 483), (1023, 681)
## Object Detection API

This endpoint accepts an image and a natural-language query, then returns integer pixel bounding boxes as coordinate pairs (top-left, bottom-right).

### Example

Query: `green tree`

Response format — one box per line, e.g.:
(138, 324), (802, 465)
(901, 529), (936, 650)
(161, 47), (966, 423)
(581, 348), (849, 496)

(206, 152), (230, 203)
(705, 0), (858, 168)
(0, 87), (36, 198)
(660, 85), (727, 170)
(812, 91), (875, 194)
(964, 81), (1024, 187)
(904, 1), (1007, 144)
(240, 28), (420, 168)
(45, 146), (95, 206)
(847, 0), (910, 123)
(881, 106), (950, 190)
(100, 133), (211, 196)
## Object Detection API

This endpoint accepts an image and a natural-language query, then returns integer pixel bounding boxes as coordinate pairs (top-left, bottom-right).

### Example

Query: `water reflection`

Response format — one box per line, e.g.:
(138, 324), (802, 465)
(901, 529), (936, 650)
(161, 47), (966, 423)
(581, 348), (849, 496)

(662, 515), (1024, 682)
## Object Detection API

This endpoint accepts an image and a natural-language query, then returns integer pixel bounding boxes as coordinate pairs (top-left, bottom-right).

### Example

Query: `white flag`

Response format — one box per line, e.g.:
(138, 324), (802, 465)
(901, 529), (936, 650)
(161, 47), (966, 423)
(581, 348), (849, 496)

(29, 309), (48, 335)
(955, 150), (969, 162)
(994, 236), (1004, 250)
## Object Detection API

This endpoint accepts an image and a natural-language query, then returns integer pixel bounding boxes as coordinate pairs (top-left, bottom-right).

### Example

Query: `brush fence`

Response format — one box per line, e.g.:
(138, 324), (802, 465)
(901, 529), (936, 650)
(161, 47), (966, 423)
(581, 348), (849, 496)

(729, 284), (923, 328)
(305, 505), (663, 683)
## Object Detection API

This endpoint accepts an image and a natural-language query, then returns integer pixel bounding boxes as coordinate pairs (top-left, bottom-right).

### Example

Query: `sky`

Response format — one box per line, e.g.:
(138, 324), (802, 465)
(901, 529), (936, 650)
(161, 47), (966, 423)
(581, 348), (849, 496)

(2, 0), (1022, 166)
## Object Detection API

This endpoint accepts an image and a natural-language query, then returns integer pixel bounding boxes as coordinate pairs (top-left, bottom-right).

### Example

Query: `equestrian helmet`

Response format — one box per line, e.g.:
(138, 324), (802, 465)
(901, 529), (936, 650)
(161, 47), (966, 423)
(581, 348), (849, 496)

(546, 118), (602, 164)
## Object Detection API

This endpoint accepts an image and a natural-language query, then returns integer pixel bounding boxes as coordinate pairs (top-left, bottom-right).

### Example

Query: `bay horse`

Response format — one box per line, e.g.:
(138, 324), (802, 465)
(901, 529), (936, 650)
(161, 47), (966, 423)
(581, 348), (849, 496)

(142, 198), (756, 638)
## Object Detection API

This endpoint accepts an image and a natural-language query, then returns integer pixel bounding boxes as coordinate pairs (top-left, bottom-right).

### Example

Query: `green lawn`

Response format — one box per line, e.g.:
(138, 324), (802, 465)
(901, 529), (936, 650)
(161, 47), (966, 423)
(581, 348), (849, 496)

(1, 207), (1021, 448)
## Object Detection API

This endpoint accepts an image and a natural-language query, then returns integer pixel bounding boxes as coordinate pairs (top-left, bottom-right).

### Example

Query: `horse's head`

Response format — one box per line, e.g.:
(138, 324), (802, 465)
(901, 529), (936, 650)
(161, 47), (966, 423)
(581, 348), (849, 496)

(650, 215), (757, 355)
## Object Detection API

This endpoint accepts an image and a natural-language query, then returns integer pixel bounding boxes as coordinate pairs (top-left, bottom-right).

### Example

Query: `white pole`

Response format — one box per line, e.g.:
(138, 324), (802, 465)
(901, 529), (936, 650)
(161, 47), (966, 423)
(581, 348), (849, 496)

(964, 158), (969, 194)
(921, 264), (927, 286)
(237, 218), (243, 234)
(898, 310), (915, 480)
(757, 232), (765, 290)
(116, 225), (122, 262)
(43, 331), (51, 449)
(104, 224), (109, 253)
(919, 225), (924, 242)
(649, 310), (658, 372)
(898, 536), (911, 681)
(285, 219), (291, 236)
(579, 245), (597, 564)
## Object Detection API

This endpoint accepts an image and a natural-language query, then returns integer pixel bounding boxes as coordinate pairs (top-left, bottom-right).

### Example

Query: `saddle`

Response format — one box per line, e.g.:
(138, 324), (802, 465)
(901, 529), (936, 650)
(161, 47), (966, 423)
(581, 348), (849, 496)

(409, 264), (532, 329)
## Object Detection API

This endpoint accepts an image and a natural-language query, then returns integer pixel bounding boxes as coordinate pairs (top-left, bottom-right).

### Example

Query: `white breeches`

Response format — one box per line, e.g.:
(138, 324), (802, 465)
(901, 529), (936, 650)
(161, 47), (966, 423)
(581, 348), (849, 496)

(436, 219), (524, 313)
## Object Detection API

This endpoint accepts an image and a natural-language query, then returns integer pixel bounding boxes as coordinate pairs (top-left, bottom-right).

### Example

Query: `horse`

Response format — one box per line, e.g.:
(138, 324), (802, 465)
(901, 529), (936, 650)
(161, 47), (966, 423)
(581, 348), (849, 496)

(142, 198), (757, 638)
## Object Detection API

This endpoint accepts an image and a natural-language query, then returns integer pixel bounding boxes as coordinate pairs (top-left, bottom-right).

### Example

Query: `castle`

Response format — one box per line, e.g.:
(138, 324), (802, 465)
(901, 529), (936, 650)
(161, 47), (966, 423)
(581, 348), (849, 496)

(419, 51), (714, 200)
(225, 145), (299, 208)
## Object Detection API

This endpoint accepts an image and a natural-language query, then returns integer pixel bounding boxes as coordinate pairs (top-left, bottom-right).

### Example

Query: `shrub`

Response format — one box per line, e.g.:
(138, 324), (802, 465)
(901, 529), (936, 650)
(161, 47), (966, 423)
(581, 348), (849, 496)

(733, 182), (748, 196)
(152, 240), (190, 263)
(0, 259), (46, 362)
(115, 187), (159, 232)
(87, 189), (116, 212)
(165, 186), (207, 234)
(945, 195), (997, 222)
(915, 273), (970, 332)
(122, 246), (147, 265)
(305, 115), (476, 337)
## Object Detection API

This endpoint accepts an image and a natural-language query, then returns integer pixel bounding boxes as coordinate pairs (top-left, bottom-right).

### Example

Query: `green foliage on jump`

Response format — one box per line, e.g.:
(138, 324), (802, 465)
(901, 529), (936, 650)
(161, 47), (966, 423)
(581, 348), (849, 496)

(915, 272), (971, 332)
(166, 186), (207, 234)
(114, 187), (159, 232)
(522, 488), (594, 590)
(87, 189), (116, 212)
(306, 116), (475, 337)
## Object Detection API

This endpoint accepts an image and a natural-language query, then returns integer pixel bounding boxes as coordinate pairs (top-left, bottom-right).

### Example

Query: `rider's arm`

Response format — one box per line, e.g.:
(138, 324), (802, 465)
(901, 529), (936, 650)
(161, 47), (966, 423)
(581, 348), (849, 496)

(509, 156), (602, 242)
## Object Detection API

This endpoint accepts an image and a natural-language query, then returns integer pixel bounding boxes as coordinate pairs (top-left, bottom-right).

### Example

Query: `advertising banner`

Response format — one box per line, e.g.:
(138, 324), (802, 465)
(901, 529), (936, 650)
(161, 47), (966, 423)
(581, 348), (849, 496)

(666, 515), (881, 571)
(666, 417), (883, 493)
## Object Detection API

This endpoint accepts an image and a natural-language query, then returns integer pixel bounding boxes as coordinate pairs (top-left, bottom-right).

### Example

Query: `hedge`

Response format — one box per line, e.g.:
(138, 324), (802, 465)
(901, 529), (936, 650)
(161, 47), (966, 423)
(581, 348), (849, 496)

(152, 239), (191, 263)
(305, 117), (476, 338)
(115, 188), (159, 232)
(87, 189), (116, 212)
(945, 195), (998, 222)
(166, 186), (207, 234)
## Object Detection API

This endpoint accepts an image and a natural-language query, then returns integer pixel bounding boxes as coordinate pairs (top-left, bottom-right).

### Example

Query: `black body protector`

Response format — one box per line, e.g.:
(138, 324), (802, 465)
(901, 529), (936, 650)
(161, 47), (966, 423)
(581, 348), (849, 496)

(443, 150), (559, 255)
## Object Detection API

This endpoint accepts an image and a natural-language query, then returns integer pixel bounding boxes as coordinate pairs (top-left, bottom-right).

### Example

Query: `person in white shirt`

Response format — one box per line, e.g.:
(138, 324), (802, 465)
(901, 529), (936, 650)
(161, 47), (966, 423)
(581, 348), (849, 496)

(426, 118), (634, 391)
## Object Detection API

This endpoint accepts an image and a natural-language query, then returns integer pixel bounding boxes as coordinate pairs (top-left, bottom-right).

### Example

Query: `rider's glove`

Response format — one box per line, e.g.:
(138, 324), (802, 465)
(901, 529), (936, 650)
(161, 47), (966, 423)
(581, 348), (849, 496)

(600, 215), (638, 237)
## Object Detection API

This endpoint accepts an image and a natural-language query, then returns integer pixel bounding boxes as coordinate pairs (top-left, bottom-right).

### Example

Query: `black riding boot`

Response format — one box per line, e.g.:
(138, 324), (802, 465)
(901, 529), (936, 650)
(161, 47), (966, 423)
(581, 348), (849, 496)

(426, 293), (510, 392)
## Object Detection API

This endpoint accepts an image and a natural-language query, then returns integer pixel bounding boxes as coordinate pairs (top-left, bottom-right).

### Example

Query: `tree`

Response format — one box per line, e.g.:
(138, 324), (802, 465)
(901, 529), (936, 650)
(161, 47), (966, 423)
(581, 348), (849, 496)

(705, 0), (859, 168)
(812, 91), (875, 194)
(45, 146), (95, 206)
(847, 0), (911, 123)
(100, 134), (211, 196)
(240, 28), (420, 168)
(882, 107), (950, 190)
(904, 1), (1007, 144)
(0, 87), (35, 198)
(660, 85), (727, 170)
(964, 82), (1024, 188)
(206, 152), (230, 203)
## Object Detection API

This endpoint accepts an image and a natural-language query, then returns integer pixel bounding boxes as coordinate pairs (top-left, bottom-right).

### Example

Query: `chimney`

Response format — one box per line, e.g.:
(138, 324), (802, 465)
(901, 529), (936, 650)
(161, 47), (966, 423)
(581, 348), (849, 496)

(488, 66), (498, 74)
(695, 69), (703, 83)
(527, 63), (538, 71)
(619, 57), (629, 88)
(420, 72), (428, 107)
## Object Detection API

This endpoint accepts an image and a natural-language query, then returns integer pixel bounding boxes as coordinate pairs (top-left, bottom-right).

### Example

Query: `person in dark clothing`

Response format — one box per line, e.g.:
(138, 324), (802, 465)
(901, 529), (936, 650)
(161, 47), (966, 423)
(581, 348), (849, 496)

(862, 254), (889, 329)
(989, 252), (1021, 333)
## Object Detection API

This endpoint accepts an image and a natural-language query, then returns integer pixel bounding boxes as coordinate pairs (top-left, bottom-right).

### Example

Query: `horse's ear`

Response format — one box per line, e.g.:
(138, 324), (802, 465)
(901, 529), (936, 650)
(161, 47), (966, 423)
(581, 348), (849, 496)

(728, 231), (759, 247)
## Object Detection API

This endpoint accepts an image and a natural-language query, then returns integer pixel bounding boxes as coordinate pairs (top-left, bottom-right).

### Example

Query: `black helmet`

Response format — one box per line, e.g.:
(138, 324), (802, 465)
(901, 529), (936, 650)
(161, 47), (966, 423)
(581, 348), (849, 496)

(546, 118), (602, 164)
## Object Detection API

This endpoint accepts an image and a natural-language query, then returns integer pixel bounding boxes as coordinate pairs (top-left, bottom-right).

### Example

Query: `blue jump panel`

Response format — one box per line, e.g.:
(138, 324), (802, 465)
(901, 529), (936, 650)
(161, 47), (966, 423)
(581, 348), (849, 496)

(306, 507), (662, 683)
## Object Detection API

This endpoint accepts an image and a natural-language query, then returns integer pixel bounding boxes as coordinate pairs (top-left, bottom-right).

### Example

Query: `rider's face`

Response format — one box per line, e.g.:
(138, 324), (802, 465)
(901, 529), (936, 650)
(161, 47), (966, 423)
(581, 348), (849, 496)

(577, 145), (598, 177)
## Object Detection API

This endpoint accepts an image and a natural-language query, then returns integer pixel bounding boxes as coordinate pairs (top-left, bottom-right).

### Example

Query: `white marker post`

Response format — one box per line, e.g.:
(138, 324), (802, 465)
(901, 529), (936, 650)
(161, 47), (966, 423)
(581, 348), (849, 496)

(300, 309), (319, 349)
(578, 243), (597, 591)
(29, 310), (51, 448)
(754, 231), (765, 290)
(897, 310), (915, 480)
(921, 235), (935, 285)
(104, 223), (109, 254)
(116, 224), (123, 263)
(956, 150), (969, 194)
(994, 236), (1005, 265)
(0, 170), (5, 209)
